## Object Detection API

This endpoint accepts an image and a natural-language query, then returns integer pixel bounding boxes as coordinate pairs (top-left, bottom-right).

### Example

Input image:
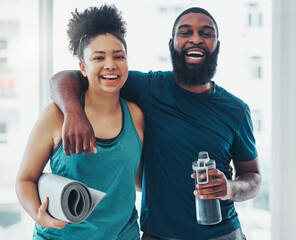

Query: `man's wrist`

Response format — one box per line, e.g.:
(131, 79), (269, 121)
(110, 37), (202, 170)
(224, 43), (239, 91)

(63, 104), (84, 118)
(226, 180), (236, 201)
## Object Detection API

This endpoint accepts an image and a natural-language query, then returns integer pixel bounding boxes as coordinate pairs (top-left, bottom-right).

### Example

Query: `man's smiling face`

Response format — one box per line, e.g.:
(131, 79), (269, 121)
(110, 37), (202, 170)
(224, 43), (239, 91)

(171, 12), (218, 64)
(169, 12), (220, 87)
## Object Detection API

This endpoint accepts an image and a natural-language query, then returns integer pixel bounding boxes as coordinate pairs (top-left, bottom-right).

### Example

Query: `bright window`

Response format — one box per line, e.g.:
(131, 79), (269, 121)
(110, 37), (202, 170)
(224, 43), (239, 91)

(248, 3), (263, 26)
(251, 56), (263, 79)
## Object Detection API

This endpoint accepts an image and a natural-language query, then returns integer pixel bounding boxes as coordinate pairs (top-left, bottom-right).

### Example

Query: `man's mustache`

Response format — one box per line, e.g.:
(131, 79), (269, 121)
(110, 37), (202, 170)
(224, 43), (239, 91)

(182, 44), (209, 55)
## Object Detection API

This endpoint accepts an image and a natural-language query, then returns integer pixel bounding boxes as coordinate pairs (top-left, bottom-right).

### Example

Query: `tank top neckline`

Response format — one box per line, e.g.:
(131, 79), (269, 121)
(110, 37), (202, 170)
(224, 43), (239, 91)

(81, 91), (124, 144)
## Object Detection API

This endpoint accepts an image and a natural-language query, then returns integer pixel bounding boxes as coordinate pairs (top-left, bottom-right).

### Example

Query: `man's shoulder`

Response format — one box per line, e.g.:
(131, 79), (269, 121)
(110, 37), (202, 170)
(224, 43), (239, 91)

(150, 70), (174, 81)
(215, 83), (247, 109)
(128, 70), (174, 82)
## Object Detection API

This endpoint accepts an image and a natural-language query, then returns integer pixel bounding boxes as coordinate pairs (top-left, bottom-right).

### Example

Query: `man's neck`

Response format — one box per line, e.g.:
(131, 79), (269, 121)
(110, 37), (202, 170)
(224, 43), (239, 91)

(176, 80), (213, 94)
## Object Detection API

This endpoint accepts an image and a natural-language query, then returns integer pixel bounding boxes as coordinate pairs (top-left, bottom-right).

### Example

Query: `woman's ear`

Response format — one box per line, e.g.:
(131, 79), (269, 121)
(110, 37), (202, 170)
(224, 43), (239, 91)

(79, 61), (87, 77)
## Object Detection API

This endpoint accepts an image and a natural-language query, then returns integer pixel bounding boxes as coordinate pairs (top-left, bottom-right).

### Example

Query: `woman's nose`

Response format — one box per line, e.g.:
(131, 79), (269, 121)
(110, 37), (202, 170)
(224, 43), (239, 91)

(103, 58), (117, 70)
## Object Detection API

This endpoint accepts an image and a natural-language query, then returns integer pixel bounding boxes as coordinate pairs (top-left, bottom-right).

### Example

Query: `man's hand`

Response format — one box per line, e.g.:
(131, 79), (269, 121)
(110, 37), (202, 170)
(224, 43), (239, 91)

(191, 158), (261, 202)
(63, 111), (97, 156)
(49, 70), (94, 156)
(191, 169), (233, 200)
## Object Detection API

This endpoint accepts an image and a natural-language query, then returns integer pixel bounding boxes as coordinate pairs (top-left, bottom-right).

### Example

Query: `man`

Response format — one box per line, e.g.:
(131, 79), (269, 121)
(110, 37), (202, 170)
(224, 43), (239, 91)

(50, 7), (261, 240)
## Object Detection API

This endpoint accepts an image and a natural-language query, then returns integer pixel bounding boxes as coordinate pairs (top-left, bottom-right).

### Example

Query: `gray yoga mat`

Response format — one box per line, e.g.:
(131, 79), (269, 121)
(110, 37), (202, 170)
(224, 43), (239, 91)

(38, 173), (106, 223)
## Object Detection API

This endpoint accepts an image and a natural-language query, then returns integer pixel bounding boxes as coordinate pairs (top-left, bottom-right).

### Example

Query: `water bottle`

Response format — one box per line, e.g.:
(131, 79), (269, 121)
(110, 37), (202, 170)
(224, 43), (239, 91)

(192, 151), (222, 225)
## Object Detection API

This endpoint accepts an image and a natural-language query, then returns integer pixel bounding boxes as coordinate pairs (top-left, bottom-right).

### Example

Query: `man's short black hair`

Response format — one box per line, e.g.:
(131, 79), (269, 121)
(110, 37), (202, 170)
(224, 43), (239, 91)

(172, 7), (219, 39)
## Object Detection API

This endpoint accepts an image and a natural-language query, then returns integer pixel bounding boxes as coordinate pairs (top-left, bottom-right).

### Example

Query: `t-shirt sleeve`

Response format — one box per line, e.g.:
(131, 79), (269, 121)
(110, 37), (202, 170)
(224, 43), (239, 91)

(120, 70), (152, 103)
(231, 104), (258, 162)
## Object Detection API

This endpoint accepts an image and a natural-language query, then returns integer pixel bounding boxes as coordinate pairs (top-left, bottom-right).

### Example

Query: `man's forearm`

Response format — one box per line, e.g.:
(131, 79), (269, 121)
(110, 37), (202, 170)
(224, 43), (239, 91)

(49, 70), (87, 114)
(49, 70), (96, 155)
(228, 172), (261, 202)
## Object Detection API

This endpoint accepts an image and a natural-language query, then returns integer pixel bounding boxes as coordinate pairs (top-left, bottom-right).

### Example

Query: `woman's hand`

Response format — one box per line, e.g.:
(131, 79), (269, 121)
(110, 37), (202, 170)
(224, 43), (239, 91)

(36, 197), (68, 229)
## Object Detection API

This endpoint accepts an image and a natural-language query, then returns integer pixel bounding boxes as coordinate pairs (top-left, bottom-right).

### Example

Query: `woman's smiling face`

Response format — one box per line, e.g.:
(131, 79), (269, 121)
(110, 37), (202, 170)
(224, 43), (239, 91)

(79, 33), (128, 95)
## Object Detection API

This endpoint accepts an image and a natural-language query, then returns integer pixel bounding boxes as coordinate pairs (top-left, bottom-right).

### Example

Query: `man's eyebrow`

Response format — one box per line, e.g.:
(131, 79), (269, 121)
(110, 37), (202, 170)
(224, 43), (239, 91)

(200, 25), (215, 31)
(177, 24), (191, 30)
(177, 24), (215, 32)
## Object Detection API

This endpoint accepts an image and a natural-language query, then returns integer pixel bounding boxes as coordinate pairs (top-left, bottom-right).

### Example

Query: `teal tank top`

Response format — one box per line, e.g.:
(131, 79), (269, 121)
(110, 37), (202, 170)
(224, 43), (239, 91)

(33, 98), (142, 240)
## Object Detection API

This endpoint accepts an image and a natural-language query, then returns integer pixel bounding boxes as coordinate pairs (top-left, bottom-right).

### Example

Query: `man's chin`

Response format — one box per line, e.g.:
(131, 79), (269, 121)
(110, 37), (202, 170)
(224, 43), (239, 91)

(186, 62), (204, 71)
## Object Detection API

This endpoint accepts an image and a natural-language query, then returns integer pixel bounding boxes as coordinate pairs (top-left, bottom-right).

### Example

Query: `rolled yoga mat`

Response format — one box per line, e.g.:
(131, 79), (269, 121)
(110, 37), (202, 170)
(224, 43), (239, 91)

(38, 173), (106, 223)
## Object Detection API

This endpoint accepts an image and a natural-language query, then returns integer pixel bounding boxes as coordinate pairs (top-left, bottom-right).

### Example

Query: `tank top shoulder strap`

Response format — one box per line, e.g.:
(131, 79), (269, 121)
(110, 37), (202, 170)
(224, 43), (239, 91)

(119, 97), (142, 149)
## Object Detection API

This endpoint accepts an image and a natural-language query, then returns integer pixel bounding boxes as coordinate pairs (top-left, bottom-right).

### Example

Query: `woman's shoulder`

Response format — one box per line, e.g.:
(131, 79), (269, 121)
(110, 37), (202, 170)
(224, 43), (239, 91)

(41, 102), (64, 123)
(39, 103), (63, 144)
(124, 100), (143, 116)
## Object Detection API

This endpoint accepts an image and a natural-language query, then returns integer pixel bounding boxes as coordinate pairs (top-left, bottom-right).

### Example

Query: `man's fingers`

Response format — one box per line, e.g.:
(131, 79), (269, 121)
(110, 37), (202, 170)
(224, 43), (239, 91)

(69, 137), (76, 154)
(75, 138), (83, 155)
(82, 135), (94, 156)
(90, 135), (97, 154)
(63, 137), (71, 156)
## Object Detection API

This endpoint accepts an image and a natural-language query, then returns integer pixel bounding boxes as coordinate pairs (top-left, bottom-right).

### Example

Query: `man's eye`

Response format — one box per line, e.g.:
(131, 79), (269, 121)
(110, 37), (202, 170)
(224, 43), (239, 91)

(178, 31), (192, 36)
(201, 32), (215, 38)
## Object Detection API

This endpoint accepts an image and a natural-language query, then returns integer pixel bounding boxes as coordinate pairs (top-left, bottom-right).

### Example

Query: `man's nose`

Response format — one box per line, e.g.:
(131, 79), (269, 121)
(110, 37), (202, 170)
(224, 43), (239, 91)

(189, 33), (204, 45)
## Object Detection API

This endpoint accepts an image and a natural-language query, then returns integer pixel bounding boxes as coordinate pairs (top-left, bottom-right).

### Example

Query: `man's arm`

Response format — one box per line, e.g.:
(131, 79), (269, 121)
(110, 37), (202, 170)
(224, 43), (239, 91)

(135, 159), (143, 192)
(49, 70), (97, 156)
(50, 70), (88, 113)
(227, 157), (261, 201)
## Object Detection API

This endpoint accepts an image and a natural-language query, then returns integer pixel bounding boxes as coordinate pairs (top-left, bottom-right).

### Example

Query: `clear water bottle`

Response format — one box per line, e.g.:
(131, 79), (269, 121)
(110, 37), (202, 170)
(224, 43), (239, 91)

(192, 151), (222, 225)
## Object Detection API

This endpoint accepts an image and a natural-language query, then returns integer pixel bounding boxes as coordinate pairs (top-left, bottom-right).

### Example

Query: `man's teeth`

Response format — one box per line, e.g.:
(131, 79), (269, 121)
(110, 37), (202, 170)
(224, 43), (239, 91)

(101, 75), (118, 79)
(186, 51), (204, 58)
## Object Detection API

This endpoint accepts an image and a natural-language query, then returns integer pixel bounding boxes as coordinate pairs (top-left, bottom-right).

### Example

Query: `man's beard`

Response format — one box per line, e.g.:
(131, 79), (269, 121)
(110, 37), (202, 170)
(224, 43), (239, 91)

(169, 42), (220, 87)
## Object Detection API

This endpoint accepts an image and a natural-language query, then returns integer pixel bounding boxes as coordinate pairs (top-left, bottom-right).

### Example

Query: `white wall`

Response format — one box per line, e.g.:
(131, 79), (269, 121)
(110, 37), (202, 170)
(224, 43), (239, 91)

(271, 0), (296, 239)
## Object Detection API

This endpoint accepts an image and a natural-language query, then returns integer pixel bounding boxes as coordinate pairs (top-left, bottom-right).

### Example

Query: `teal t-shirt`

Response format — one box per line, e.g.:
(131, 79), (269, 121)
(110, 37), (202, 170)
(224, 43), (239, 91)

(33, 98), (142, 240)
(121, 71), (258, 240)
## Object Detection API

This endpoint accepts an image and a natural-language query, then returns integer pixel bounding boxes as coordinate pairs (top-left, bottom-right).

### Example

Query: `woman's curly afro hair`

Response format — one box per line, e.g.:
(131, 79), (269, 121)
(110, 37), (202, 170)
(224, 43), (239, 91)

(67, 4), (127, 61)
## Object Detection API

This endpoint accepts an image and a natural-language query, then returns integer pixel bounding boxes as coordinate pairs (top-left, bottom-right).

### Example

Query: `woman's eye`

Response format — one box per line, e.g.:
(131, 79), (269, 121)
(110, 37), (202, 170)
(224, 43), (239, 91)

(115, 55), (126, 60)
(93, 56), (103, 60)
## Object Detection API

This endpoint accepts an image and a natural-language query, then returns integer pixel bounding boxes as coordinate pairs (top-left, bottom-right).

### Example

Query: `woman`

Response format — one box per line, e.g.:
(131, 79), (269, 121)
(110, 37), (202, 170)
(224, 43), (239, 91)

(15, 4), (144, 240)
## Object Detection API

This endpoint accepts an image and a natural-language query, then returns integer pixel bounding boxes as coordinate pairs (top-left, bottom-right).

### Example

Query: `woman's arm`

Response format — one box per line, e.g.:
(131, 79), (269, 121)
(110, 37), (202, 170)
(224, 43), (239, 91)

(49, 70), (97, 156)
(15, 103), (68, 228)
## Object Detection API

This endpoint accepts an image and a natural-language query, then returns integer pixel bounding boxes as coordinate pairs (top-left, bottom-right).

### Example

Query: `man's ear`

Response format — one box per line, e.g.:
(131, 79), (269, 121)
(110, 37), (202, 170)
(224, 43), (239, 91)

(169, 38), (173, 47)
(79, 61), (87, 77)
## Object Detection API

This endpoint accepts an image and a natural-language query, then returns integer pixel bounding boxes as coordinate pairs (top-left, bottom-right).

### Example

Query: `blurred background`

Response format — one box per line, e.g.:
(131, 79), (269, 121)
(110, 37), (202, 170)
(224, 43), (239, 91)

(0, 0), (294, 239)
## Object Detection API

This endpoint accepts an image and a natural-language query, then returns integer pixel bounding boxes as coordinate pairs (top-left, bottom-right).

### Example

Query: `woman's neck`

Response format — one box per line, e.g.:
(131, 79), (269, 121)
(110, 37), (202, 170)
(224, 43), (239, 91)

(84, 90), (121, 114)
(84, 90), (123, 140)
